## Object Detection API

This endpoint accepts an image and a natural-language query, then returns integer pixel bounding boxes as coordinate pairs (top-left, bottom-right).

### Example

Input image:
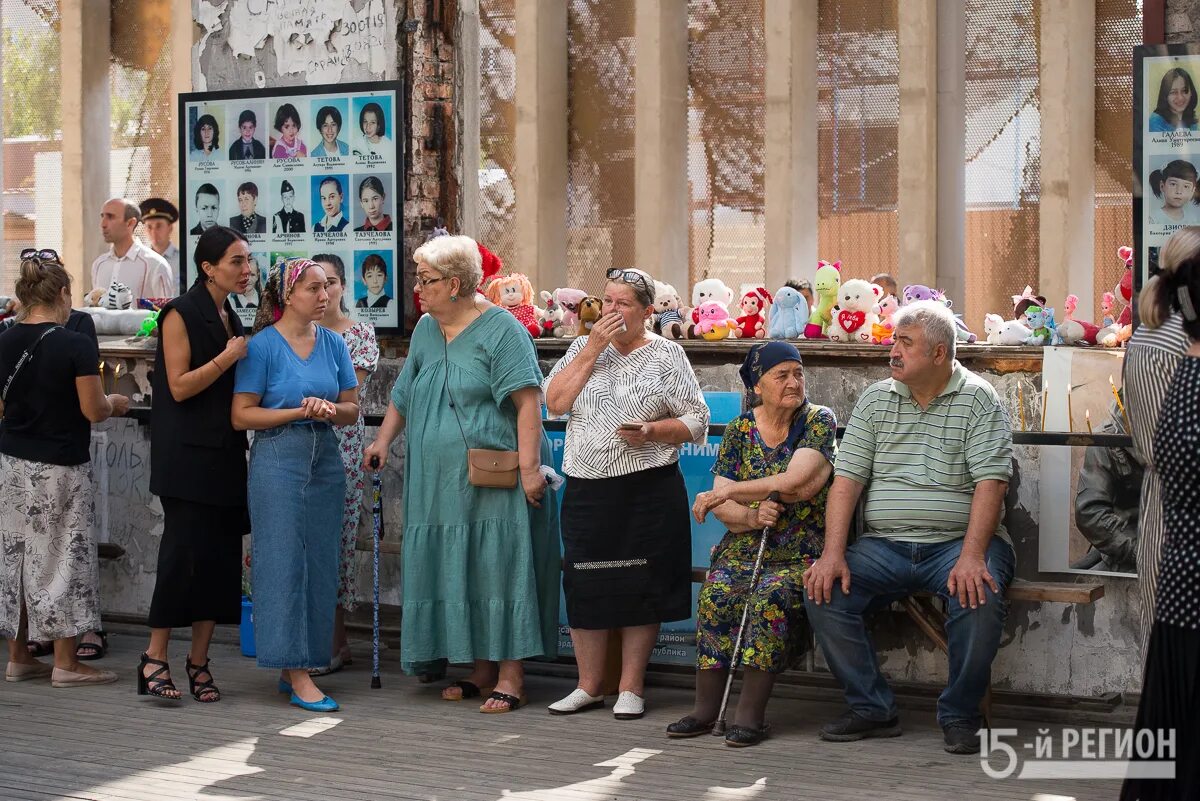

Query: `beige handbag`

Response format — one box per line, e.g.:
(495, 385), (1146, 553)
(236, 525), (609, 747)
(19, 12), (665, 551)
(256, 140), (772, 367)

(443, 328), (520, 489)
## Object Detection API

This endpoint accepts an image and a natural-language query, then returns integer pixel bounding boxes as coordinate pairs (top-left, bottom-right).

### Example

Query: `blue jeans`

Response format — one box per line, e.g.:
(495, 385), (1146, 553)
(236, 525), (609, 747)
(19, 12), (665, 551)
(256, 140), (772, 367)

(804, 536), (1015, 728)
(249, 424), (345, 669)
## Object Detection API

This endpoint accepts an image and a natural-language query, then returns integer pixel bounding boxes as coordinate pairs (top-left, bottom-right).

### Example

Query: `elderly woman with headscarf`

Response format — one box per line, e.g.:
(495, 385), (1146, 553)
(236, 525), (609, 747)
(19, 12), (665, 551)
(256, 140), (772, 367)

(232, 258), (359, 713)
(666, 342), (837, 747)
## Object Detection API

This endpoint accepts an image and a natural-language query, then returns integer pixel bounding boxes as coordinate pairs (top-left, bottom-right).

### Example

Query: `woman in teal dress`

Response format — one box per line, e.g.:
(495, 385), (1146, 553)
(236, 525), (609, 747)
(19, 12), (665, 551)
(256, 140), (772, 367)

(667, 342), (836, 747)
(363, 235), (559, 714)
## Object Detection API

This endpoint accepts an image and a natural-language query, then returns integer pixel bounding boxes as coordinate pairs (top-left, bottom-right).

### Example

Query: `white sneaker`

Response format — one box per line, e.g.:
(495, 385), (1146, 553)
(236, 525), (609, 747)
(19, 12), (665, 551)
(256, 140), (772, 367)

(612, 690), (645, 720)
(548, 688), (605, 715)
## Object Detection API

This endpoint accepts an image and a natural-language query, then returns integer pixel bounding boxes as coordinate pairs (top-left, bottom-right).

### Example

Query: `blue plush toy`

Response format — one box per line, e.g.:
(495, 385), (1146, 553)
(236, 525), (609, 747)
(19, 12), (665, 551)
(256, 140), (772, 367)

(768, 286), (808, 339)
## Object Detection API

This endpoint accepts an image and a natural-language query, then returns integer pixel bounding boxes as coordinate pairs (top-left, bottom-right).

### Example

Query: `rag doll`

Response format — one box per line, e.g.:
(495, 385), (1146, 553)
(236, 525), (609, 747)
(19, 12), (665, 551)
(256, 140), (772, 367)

(827, 279), (880, 343)
(803, 260), (841, 339)
(735, 287), (772, 339)
(484, 273), (541, 337)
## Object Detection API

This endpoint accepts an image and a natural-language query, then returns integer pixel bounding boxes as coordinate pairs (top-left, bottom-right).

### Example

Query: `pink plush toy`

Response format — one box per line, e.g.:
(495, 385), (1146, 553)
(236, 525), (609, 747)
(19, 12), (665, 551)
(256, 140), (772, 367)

(551, 287), (588, 335)
(485, 273), (541, 337)
(1115, 247), (1134, 328)
(871, 293), (899, 345)
(695, 300), (737, 341)
(735, 287), (772, 339)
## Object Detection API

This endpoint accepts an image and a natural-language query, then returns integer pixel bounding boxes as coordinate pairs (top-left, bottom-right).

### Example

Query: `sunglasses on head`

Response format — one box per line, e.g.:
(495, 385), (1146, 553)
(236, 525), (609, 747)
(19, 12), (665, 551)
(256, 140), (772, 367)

(605, 268), (651, 295)
(21, 248), (61, 263)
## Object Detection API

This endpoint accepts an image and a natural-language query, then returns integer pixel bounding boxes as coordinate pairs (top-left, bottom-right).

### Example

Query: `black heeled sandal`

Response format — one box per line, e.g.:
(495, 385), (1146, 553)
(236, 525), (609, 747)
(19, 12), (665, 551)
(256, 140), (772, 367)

(137, 653), (180, 700)
(185, 657), (220, 703)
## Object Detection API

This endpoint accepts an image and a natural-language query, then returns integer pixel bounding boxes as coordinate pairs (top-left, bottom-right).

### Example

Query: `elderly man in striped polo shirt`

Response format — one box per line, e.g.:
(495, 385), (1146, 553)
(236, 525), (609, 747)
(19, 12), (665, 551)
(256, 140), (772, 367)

(804, 300), (1015, 756)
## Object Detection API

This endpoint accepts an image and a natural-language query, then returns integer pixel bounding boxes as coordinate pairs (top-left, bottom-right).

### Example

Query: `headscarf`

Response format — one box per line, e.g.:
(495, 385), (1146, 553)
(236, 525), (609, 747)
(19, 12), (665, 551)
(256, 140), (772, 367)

(253, 257), (319, 333)
(739, 341), (803, 390)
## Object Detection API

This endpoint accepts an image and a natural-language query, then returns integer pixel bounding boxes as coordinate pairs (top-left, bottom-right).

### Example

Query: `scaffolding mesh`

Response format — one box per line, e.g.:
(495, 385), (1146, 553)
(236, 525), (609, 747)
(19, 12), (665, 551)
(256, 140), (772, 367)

(963, 0), (1041, 330)
(566, 0), (636, 296)
(478, 0), (517, 274)
(817, 0), (899, 284)
(1095, 0), (1140, 323)
(687, 0), (766, 294)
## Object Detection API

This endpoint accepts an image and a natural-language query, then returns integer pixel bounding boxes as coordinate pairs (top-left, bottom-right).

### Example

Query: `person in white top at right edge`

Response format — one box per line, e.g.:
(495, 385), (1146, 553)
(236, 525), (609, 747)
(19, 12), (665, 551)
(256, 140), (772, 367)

(542, 268), (709, 723)
(87, 198), (175, 305)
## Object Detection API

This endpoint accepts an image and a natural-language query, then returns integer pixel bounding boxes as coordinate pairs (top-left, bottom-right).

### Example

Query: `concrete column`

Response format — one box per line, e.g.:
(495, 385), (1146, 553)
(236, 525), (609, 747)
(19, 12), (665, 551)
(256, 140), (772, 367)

(763, 0), (818, 292)
(634, 0), (689, 290)
(514, 0), (567, 291)
(1039, 0), (1094, 312)
(60, 0), (111, 294)
(170, 0), (194, 222)
(935, 0), (964, 302)
(458, 0), (482, 240)
(897, 0), (937, 289)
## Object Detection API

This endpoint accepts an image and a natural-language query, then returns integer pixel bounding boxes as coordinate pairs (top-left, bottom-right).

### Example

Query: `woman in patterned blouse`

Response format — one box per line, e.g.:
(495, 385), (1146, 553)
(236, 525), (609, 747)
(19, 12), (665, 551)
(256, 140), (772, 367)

(667, 341), (837, 747)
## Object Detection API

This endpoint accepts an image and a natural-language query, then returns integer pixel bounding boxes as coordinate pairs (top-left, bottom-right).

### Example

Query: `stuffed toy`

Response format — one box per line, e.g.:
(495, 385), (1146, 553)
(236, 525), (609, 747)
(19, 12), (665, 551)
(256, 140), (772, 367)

(1115, 247), (1134, 327)
(537, 290), (565, 338)
(1023, 305), (1057, 346)
(695, 300), (737, 341)
(983, 313), (1032, 345)
(735, 287), (772, 339)
(1011, 285), (1048, 321)
(1100, 291), (1116, 327)
(549, 287), (587, 336)
(1058, 294), (1100, 345)
(767, 286), (807, 339)
(652, 281), (686, 339)
(688, 278), (735, 337)
(870, 294), (899, 345)
(804, 260), (841, 339)
(827, 279), (881, 343)
(101, 281), (134, 311)
(136, 309), (161, 338)
(577, 296), (603, 335)
(906, 285), (978, 343)
(484, 272), (541, 337)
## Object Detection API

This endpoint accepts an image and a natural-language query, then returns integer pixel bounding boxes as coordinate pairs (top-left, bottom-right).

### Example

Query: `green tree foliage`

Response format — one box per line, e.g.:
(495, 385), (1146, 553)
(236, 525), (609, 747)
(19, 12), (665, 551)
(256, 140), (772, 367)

(3, 27), (61, 138)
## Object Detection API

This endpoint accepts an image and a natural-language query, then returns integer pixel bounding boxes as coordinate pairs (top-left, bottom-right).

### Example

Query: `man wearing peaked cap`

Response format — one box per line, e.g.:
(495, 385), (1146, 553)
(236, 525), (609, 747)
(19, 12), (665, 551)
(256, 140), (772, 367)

(140, 197), (180, 287)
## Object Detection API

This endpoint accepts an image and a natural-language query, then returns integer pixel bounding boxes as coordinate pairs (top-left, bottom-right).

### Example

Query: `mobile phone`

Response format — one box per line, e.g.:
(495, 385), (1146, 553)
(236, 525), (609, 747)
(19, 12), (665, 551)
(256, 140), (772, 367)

(619, 422), (643, 431)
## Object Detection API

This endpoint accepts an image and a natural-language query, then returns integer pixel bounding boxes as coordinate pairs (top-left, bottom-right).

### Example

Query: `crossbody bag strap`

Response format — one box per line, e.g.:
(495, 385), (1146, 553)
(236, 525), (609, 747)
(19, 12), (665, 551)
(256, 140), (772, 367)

(441, 326), (473, 452)
(2, 325), (62, 404)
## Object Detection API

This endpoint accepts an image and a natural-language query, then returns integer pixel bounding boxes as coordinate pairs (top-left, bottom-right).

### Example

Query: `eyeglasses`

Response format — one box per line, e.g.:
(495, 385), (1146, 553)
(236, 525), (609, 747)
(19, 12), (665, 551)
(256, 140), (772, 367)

(21, 248), (60, 263)
(605, 268), (651, 296)
(414, 275), (448, 288)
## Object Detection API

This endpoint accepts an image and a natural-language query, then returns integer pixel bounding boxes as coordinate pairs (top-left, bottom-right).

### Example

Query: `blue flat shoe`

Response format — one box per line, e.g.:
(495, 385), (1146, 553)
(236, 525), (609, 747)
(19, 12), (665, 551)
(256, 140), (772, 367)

(289, 692), (339, 712)
(278, 678), (292, 694)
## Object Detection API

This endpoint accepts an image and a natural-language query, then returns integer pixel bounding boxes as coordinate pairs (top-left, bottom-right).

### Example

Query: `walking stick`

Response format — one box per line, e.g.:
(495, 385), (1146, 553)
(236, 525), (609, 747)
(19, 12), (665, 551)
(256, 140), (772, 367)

(370, 461), (384, 689)
(713, 491), (780, 736)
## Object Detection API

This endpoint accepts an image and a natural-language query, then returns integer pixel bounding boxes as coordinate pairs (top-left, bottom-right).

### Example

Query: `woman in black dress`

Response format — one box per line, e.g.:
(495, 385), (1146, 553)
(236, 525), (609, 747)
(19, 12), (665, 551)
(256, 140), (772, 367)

(138, 227), (253, 702)
(1121, 263), (1200, 801)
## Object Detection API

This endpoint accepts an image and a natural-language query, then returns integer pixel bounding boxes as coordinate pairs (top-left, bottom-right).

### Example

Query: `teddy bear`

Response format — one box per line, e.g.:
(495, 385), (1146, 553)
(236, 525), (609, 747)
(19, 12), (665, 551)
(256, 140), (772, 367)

(827, 279), (881, 343)
(804, 260), (841, 339)
(870, 293), (899, 345)
(577, 295), (603, 335)
(551, 287), (588, 336)
(983, 313), (1032, 345)
(687, 278), (735, 337)
(695, 300), (737, 341)
(484, 273), (541, 337)
(734, 287), (772, 339)
(767, 286), (807, 339)
(652, 280), (686, 339)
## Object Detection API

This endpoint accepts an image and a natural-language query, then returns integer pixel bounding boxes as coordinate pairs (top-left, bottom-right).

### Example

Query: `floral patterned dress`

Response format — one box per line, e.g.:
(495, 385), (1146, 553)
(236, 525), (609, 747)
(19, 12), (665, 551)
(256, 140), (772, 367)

(334, 321), (379, 610)
(696, 402), (837, 673)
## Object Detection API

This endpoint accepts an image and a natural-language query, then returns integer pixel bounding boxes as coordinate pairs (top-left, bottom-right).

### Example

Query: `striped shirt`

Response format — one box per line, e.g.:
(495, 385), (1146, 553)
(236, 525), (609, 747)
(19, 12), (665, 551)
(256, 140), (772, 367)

(544, 333), (710, 479)
(835, 361), (1013, 545)
(90, 240), (175, 300)
(1123, 313), (1192, 655)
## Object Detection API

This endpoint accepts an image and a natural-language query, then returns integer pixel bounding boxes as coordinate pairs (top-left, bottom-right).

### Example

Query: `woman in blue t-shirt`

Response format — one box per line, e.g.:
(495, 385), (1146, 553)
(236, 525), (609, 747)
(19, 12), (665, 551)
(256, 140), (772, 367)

(232, 258), (358, 713)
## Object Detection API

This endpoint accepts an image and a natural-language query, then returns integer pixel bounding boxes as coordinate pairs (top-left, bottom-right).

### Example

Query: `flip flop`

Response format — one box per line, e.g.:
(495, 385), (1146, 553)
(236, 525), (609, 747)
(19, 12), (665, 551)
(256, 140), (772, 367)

(479, 690), (526, 714)
(442, 680), (489, 701)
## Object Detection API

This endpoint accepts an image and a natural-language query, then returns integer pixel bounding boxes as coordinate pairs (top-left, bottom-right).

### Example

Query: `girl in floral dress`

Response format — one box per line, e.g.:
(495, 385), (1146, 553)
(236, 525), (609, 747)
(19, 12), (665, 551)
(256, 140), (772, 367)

(312, 253), (379, 675)
(667, 342), (836, 747)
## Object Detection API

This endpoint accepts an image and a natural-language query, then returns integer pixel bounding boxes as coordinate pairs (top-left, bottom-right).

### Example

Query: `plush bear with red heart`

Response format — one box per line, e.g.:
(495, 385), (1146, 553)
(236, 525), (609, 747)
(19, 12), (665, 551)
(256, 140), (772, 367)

(827, 278), (882, 343)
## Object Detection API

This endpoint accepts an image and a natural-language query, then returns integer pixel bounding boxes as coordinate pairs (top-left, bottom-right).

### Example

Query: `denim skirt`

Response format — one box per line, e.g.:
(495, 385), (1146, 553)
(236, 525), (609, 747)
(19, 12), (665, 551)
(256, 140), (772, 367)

(248, 423), (345, 669)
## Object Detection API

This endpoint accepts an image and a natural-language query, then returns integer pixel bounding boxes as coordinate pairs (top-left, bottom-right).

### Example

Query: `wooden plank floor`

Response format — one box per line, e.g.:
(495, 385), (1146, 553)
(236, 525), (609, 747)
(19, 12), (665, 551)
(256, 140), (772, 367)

(0, 631), (1122, 801)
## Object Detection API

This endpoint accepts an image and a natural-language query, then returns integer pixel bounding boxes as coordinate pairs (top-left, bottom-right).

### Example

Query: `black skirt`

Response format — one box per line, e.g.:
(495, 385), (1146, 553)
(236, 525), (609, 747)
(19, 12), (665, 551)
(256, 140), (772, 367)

(1120, 621), (1200, 801)
(561, 462), (692, 629)
(147, 498), (249, 629)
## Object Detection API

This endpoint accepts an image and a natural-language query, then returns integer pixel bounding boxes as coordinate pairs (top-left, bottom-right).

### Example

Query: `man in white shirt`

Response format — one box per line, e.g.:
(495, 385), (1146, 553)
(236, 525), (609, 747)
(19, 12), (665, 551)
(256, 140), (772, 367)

(139, 197), (180, 285)
(87, 198), (176, 305)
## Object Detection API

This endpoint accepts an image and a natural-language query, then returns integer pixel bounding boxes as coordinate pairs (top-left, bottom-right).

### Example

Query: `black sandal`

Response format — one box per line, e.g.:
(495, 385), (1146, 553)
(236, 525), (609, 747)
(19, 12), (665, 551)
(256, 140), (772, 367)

(25, 640), (53, 659)
(76, 630), (108, 661)
(185, 657), (220, 703)
(136, 653), (180, 700)
(442, 680), (484, 701)
(479, 690), (526, 714)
